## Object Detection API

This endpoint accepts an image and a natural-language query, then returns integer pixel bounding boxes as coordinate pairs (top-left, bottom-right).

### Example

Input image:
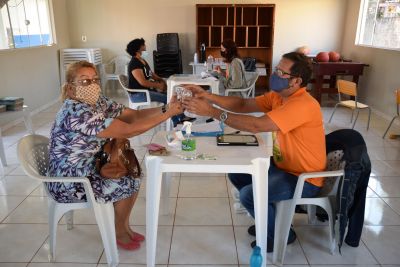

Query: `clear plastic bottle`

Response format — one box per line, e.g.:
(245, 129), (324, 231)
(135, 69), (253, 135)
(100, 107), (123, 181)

(207, 55), (214, 72)
(194, 52), (198, 64)
(250, 246), (263, 267)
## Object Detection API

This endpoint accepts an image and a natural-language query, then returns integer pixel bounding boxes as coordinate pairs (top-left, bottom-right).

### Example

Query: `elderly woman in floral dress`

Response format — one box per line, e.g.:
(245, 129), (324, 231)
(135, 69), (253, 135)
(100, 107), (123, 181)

(47, 61), (182, 250)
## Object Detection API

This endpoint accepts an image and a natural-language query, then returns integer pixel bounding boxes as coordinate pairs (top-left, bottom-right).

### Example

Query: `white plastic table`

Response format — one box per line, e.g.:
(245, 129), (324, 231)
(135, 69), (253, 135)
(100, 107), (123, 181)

(145, 131), (272, 267)
(166, 74), (220, 131)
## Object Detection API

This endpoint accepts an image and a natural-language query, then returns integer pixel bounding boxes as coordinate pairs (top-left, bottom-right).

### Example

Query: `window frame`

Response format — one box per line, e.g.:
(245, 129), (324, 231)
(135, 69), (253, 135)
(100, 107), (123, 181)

(355, 0), (400, 52)
(0, 0), (57, 52)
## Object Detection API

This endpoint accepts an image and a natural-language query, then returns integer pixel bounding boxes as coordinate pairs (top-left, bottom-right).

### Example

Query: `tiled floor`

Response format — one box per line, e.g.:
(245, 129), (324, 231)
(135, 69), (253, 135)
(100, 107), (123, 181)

(1, 89), (400, 266)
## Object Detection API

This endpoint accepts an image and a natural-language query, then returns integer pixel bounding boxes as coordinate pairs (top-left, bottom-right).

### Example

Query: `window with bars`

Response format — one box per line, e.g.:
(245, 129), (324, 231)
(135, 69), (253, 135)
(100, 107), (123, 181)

(356, 0), (400, 50)
(0, 0), (55, 50)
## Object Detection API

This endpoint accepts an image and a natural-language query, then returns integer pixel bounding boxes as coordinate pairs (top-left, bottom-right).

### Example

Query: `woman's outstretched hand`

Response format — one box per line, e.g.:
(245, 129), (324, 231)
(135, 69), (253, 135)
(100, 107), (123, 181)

(167, 95), (183, 116)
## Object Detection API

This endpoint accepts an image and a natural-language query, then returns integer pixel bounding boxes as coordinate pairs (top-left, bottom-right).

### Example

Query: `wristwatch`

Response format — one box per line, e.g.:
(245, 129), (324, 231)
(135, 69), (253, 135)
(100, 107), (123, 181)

(220, 111), (228, 123)
(161, 104), (167, 113)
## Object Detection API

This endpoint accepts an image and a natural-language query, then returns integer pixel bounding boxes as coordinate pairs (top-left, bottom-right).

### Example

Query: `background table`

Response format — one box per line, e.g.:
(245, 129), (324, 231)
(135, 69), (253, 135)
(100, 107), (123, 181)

(310, 61), (368, 103)
(166, 74), (220, 130)
(145, 131), (272, 267)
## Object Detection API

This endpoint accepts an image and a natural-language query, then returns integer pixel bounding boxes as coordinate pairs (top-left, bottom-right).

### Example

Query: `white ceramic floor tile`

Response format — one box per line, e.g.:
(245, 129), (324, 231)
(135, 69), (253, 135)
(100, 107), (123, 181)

(0, 195), (25, 222)
(169, 226), (237, 264)
(0, 176), (40, 196)
(175, 198), (232, 225)
(369, 177), (400, 197)
(4, 196), (48, 223)
(311, 265), (379, 267)
(362, 225), (400, 265)
(178, 176), (228, 197)
(99, 226), (172, 264)
(0, 263), (27, 267)
(130, 197), (177, 226)
(364, 198), (400, 225)
(8, 166), (28, 176)
(29, 184), (47, 197)
(32, 225), (104, 263)
(98, 265), (166, 267)
(366, 187), (379, 197)
(0, 224), (48, 262)
(170, 265), (238, 267)
(0, 163), (19, 176)
(371, 161), (400, 177)
(240, 265), (310, 267)
(28, 264), (95, 267)
(230, 199), (254, 226)
(368, 146), (400, 160)
(296, 225), (377, 265)
(382, 198), (400, 215)
(182, 172), (226, 178)
(234, 226), (308, 265)
(138, 176), (180, 198)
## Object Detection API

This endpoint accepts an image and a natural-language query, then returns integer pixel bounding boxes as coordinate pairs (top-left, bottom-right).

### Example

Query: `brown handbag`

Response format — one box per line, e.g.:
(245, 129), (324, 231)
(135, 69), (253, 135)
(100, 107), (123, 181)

(96, 138), (141, 179)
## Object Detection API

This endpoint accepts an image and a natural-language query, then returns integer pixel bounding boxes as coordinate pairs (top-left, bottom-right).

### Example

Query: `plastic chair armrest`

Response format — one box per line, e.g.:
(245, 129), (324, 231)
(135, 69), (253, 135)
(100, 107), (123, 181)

(41, 176), (97, 204)
(125, 88), (151, 102)
(40, 176), (91, 184)
(292, 170), (344, 200)
(225, 87), (252, 96)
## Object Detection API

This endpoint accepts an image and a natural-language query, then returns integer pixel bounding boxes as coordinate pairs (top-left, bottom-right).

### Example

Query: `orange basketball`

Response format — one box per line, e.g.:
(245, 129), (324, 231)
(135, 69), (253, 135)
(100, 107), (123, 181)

(329, 51), (340, 62)
(316, 52), (329, 62)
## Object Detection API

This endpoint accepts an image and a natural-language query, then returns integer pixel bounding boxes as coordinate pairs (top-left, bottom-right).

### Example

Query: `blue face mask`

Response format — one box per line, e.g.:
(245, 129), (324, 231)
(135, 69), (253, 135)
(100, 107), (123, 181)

(141, 50), (149, 58)
(269, 73), (290, 92)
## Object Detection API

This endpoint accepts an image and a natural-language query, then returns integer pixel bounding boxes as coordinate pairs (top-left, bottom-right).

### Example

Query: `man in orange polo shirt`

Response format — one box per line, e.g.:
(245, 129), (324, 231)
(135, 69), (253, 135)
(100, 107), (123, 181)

(182, 52), (326, 252)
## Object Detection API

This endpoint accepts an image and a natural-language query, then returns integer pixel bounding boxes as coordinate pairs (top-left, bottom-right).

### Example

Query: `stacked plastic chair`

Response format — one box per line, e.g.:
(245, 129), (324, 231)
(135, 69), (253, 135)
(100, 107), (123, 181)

(153, 33), (182, 78)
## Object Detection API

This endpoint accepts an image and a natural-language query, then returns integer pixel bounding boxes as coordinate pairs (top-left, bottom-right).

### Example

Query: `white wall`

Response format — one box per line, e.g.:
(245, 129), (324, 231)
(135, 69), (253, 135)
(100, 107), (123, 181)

(0, 0), (70, 124)
(341, 0), (400, 116)
(65, 0), (347, 72)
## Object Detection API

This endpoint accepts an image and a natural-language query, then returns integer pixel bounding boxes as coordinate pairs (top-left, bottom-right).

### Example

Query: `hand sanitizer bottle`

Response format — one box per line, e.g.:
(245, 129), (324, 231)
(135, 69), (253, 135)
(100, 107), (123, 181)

(250, 246), (263, 267)
(181, 122), (197, 160)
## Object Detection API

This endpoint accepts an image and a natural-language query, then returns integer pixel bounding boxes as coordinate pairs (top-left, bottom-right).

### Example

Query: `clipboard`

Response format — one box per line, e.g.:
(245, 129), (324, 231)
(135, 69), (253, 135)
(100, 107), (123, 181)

(216, 134), (259, 146)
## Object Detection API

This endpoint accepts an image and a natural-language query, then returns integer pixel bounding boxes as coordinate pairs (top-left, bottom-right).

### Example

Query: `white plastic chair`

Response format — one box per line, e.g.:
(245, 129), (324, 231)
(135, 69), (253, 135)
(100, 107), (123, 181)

(100, 55), (131, 92)
(17, 134), (119, 267)
(273, 150), (345, 266)
(118, 74), (153, 110)
(225, 72), (259, 98)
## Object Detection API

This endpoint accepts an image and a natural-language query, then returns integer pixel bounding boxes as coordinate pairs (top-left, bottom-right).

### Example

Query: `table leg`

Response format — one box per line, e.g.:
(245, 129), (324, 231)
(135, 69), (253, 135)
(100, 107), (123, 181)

(166, 80), (173, 131)
(314, 76), (323, 104)
(146, 156), (163, 267)
(161, 173), (172, 215)
(0, 129), (7, 167)
(252, 158), (270, 266)
(23, 107), (34, 134)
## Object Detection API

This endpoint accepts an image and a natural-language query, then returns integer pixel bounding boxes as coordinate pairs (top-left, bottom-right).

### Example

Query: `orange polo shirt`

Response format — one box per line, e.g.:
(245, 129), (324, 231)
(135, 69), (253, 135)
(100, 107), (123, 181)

(255, 88), (326, 187)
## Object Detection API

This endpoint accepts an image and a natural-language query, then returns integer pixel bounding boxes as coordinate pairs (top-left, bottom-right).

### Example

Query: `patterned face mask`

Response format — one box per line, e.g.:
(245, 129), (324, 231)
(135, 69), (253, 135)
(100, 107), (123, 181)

(74, 83), (101, 105)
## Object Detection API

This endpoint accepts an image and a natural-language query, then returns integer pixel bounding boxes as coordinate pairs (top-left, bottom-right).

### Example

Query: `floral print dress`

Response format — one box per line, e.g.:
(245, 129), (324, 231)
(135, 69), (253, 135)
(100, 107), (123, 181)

(47, 96), (141, 203)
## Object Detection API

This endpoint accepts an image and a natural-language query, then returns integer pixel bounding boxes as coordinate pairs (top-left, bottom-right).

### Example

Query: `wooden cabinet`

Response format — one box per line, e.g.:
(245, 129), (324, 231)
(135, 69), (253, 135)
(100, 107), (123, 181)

(196, 4), (275, 90)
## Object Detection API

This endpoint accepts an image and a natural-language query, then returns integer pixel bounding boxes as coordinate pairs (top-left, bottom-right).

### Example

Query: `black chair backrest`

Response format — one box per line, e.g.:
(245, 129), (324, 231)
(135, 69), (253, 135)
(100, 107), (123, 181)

(157, 33), (180, 53)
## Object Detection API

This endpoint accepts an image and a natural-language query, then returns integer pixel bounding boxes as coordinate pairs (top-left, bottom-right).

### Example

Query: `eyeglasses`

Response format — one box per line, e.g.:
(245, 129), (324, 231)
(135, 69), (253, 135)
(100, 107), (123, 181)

(71, 78), (101, 86)
(274, 68), (298, 78)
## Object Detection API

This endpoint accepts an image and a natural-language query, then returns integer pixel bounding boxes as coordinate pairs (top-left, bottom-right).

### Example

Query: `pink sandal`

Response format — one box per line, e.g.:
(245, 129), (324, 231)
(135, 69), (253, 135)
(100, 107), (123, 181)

(130, 231), (145, 242)
(116, 239), (140, 250)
